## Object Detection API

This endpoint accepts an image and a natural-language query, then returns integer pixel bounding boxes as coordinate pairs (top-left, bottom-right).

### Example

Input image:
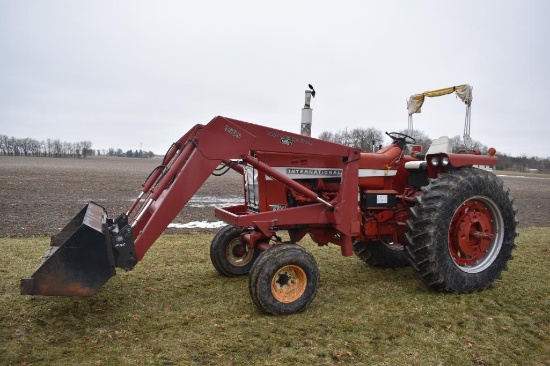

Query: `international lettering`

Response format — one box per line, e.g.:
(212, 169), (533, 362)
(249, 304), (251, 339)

(286, 168), (342, 177)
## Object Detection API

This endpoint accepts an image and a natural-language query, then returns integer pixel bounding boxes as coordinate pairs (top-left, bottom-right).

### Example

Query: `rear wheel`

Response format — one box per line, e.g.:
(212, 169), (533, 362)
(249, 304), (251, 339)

(249, 244), (319, 315)
(210, 225), (260, 276)
(406, 168), (518, 292)
(353, 239), (410, 268)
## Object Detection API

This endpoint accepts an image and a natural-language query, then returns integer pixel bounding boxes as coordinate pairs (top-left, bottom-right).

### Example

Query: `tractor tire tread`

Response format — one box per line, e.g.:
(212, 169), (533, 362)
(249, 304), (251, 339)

(353, 240), (410, 268)
(406, 168), (518, 293)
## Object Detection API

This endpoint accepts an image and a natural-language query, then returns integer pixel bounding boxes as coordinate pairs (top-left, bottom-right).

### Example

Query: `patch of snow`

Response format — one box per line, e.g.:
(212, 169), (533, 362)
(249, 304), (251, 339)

(168, 221), (226, 229)
(130, 195), (243, 207)
(187, 195), (243, 208)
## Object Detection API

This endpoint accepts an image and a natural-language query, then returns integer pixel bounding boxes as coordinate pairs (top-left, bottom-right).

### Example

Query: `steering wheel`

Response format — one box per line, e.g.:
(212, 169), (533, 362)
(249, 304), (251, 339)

(385, 131), (416, 147)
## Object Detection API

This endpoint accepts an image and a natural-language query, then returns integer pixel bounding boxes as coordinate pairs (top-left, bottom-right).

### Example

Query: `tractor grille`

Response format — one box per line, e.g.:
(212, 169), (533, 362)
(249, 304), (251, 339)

(244, 165), (260, 212)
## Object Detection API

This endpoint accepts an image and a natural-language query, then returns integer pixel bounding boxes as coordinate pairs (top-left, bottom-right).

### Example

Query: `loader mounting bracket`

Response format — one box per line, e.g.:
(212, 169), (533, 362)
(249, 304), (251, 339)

(107, 213), (137, 271)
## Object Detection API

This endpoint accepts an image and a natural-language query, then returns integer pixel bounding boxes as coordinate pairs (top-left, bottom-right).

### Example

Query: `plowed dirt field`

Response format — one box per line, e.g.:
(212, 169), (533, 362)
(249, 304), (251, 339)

(0, 156), (548, 238)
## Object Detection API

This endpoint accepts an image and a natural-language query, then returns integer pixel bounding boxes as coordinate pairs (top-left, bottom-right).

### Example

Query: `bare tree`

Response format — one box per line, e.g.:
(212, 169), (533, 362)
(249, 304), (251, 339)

(7, 137), (17, 155)
(398, 129), (432, 153)
(318, 127), (384, 152)
(28, 138), (42, 156)
(45, 139), (51, 157)
(21, 138), (33, 156)
(449, 135), (488, 154)
(81, 141), (92, 157)
(62, 142), (73, 157)
(52, 139), (62, 157)
(0, 135), (7, 155)
(318, 131), (335, 142)
(349, 127), (384, 151)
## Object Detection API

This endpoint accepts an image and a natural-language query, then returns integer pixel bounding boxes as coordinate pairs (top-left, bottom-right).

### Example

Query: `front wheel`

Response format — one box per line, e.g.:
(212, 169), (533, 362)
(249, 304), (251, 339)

(406, 168), (518, 292)
(210, 225), (260, 276)
(248, 244), (319, 315)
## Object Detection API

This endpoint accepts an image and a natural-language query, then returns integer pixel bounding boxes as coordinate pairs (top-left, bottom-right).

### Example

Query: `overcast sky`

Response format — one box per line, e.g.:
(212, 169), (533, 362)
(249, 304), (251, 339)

(1, 0), (549, 157)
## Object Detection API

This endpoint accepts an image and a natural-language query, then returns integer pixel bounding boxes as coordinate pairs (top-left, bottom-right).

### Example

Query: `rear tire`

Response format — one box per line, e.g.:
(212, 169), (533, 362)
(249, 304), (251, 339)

(353, 240), (410, 268)
(406, 168), (518, 292)
(210, 225), (260, 276)
(249, 244), (319, 315)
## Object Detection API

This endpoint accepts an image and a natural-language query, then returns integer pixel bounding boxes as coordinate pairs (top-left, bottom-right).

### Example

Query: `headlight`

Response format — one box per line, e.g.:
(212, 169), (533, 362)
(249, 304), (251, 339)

(430, 156), (439, 167)
(441, 156), (450, 166)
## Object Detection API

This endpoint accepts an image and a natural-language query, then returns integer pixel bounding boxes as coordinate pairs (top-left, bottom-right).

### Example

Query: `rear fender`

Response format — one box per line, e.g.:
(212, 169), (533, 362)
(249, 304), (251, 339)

(426, 153), (498, 177)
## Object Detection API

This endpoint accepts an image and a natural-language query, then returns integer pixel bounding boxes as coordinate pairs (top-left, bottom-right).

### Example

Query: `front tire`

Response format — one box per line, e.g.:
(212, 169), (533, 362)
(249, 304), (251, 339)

(406, 168), (518, 292)
(249, 244), (319, 315)
(210, 225), (260, 276)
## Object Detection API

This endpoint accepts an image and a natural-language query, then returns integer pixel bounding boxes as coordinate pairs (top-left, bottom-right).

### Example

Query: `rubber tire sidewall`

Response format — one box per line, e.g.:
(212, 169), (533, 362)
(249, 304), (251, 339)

(210, 225), (259, 276)
(406, 168), (517, 292)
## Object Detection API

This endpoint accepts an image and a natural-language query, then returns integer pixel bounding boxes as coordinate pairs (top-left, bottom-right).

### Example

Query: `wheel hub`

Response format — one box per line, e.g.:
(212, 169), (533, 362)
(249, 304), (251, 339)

(271, 265), (307, 303)
(226, 239), (253, 267)
(448, 197), (502, 271)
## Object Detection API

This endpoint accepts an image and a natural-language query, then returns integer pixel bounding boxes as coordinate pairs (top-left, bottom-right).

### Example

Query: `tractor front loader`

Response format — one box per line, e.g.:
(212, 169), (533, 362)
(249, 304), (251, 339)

(21, 116), (518, 315)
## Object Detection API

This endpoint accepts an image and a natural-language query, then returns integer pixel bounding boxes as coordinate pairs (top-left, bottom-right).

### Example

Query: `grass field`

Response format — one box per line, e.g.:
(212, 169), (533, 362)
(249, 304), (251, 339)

(1, 228), (549, 365)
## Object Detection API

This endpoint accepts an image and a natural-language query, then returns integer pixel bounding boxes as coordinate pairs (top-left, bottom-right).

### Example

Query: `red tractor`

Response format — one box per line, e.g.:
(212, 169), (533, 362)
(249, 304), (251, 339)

(21, 116), (518, 315)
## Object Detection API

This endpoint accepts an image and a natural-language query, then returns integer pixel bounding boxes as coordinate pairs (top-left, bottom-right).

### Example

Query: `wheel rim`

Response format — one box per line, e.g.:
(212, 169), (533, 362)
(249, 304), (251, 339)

(270, 265), (307, 303)
(225, 238), (254, 267)
(448, 195), (504, 273)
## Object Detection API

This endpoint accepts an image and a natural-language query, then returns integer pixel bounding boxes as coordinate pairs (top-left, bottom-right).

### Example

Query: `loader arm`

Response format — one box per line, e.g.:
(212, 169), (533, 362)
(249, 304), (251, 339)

(130, 116), (360, 260)
(22, 116), (360, 296)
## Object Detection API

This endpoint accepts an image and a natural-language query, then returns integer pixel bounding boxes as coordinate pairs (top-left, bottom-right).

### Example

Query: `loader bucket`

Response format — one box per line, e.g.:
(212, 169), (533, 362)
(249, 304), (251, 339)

(21, 202), (116, 296)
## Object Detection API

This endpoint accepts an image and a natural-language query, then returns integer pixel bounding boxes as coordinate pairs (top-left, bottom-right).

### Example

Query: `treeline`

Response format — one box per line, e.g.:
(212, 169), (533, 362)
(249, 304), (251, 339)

(0, 134), (155, 158)
(319, 127), (385, 152)
(496, 154), (550, 172)
(103, 148), (155, 158)
(0, 135), (93, 158)
(318, 128), (549, 172)
(318, 128), (481, 155)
